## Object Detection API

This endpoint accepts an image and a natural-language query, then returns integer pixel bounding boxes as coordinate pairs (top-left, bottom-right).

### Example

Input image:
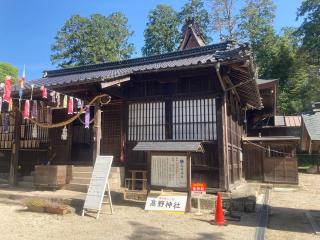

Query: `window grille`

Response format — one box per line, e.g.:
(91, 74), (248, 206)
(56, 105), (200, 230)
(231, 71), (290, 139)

(172, 98), (216, 140)
(128, 98), (216, 141)
(128, 102), (165, 141)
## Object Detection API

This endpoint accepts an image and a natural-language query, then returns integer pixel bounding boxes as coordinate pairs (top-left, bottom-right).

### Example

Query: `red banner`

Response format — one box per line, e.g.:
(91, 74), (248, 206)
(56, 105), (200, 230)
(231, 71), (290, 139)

(3, 76), (12, 103)
(191, 182), (207, 195)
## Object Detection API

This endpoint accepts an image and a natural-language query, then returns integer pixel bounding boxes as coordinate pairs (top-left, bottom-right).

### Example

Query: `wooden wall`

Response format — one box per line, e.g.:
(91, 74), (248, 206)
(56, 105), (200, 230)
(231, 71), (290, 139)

(243, 142), (298, 184)
(226, 91), (244, 187)
(101, 103), (123, 166)
(50, 109), (72, 164)
(120, 68), (226, 189)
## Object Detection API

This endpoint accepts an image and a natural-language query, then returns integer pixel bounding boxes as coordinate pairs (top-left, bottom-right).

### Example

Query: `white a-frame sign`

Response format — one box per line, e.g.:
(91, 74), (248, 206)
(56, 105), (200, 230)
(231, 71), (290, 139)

(82, 155), (114, 219)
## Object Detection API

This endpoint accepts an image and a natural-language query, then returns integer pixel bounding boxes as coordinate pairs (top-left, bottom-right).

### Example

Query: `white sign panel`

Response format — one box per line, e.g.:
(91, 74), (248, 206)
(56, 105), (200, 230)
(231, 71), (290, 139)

(83, 156), (113, 211)
(151, 155), (187, 188)
(145, 192), (188, 213)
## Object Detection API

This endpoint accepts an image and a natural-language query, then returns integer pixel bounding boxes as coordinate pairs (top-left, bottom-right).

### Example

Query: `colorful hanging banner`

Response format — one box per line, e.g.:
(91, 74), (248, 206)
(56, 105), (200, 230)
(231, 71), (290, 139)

(8, 98), (13, 112)
(23, 100), (30, 119)
(76, 98), (82, 110)
(41, 86), (47, 99)
(63, 95), (68, 108)
(31, 100), (38, 119)
(30, 84), (34, 100)
(19, 88), (23, 100)
(85, 106), (90, 128)
(19, 66), (26, 89)
(3, 76), (12, 103)
(32, 124), (38, 138)
(56, 92), (61, 107)
(3, 113), (9, 134)
(18, 67), (25, 99)
(0, 97), (2, 113)
(50, 91), (56, 103)
(68, 97), (74, 115)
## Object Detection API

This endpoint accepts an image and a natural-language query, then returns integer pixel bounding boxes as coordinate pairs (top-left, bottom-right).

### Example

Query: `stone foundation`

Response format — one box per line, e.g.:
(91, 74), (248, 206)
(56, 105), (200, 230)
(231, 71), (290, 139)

(109, 167), (125, 191)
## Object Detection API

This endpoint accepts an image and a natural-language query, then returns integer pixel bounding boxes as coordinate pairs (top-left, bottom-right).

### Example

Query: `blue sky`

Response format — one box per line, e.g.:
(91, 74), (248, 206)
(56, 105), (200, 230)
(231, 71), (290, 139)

(0, 0), (303, 80)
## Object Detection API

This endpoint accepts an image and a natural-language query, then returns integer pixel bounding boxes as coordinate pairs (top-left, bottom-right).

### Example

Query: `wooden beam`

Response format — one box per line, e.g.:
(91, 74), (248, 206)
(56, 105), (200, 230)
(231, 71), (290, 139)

(225, 78), (253, 92)
(223, 75), (241, 104)
(9, 109), (21, 186)
(100, 76), (130, 89)
(230, 65), (250, 75)
(215, 64), (226, 92)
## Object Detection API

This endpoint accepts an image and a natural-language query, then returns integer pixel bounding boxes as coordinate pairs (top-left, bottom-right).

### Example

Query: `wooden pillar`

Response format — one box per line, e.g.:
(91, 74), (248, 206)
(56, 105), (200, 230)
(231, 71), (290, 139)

(92, 103), (102, 164)
(9, 110), (21, 186)
(186, 152), (191, 212)
(224, 95), (230, 191)
(217, 95), (227, 190)
(120, 102), (126, 164)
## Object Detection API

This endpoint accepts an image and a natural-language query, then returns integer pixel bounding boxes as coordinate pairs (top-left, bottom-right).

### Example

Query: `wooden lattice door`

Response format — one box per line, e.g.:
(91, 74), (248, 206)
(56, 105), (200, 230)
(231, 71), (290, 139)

(101, 103), (122, 164)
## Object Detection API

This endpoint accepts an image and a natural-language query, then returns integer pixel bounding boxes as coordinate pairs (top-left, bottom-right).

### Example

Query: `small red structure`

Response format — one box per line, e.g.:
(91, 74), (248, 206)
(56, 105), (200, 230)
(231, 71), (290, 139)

(214, 192), (226, 226)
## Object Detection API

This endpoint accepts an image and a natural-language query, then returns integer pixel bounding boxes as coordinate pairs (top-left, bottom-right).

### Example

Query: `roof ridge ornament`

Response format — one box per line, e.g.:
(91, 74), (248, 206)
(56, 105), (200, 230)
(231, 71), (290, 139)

(178, 17), (206, 51)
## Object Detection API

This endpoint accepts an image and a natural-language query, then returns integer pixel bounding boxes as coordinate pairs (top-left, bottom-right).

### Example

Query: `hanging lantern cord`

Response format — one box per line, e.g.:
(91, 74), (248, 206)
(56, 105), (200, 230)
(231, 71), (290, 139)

(15, 94), (111, 129)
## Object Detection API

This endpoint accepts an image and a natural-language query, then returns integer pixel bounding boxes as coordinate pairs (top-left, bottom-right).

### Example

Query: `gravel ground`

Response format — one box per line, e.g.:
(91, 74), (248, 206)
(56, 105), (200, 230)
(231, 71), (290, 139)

(267, 173), (320, 240)
(1, 173), (319, 240)
(0, 198), (257, 240)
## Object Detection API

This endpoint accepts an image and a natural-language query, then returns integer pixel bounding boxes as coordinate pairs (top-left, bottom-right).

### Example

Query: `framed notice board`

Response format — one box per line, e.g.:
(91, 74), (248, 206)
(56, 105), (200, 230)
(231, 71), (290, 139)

(151, 154), (187, 188)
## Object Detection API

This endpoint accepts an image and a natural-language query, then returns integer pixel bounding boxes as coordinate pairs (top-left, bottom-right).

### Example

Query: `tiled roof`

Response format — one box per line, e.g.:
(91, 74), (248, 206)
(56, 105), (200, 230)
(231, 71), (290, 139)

(256, 79), (278, 85)
(274, 115), (301, 127)
(302, 112), (320, 141)
(6, 41), (261, 108)
(32, 41), (246, 87)
(285, 116), (301, 127)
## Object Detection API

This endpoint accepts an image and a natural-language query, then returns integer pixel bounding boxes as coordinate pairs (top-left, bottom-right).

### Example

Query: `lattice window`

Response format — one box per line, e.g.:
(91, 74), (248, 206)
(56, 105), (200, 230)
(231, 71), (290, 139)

(128, 102), (165, 141)
(172, 98), (217, 141)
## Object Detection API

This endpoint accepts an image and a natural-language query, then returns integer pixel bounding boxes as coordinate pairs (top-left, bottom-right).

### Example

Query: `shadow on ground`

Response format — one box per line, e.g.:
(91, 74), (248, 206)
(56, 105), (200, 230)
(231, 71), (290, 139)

(128, 221), (225, 240)
(267, 206), (318, 234)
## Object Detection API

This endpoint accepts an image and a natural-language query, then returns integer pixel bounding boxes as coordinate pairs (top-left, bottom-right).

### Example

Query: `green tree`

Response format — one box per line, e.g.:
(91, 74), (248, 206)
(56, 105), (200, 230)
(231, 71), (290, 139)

(238, 0), (276, 48)
(269, 28), (297, 88)
(179, 0), (211, 42)
(296, 0), (320, 63)
(279, 54), (320, 114)
(0, 62), (18, 84)
(210, 0), (238, 41)
(142, 4), (180, 56)
(238, 0), (277, 78)
(51, 13), (134, 67)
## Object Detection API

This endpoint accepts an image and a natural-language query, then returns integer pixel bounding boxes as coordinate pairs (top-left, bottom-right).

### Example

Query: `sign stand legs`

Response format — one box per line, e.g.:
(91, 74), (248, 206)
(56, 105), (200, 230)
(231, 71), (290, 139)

(82, 183), (114, 219)
(81, 156), (114, 220)
(108, 183), (113, 214)
(103, 182), (114, 215)
(195, 197), (202, 216)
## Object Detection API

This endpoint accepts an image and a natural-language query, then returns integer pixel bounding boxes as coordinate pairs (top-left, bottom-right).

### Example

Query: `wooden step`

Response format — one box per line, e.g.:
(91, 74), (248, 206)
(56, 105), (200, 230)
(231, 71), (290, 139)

(18, 181), (34, 189)
(70, 177), (91, 185)
(72, 166), (93, 173)
(72, 172), (92, 179)
(64, 183), (89, 192)
(22, 176), (33, 182)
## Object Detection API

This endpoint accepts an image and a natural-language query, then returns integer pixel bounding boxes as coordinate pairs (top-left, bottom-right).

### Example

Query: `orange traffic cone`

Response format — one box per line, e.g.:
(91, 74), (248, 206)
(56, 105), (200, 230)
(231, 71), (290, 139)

(214, 192), (226, 225)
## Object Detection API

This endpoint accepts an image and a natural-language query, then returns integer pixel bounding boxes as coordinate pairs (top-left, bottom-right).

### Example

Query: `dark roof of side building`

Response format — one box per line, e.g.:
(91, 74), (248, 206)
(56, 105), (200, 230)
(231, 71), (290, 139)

(256, 79), (278, 85)
(302, 112), (320, 141)
(274, 116), (301, 127)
